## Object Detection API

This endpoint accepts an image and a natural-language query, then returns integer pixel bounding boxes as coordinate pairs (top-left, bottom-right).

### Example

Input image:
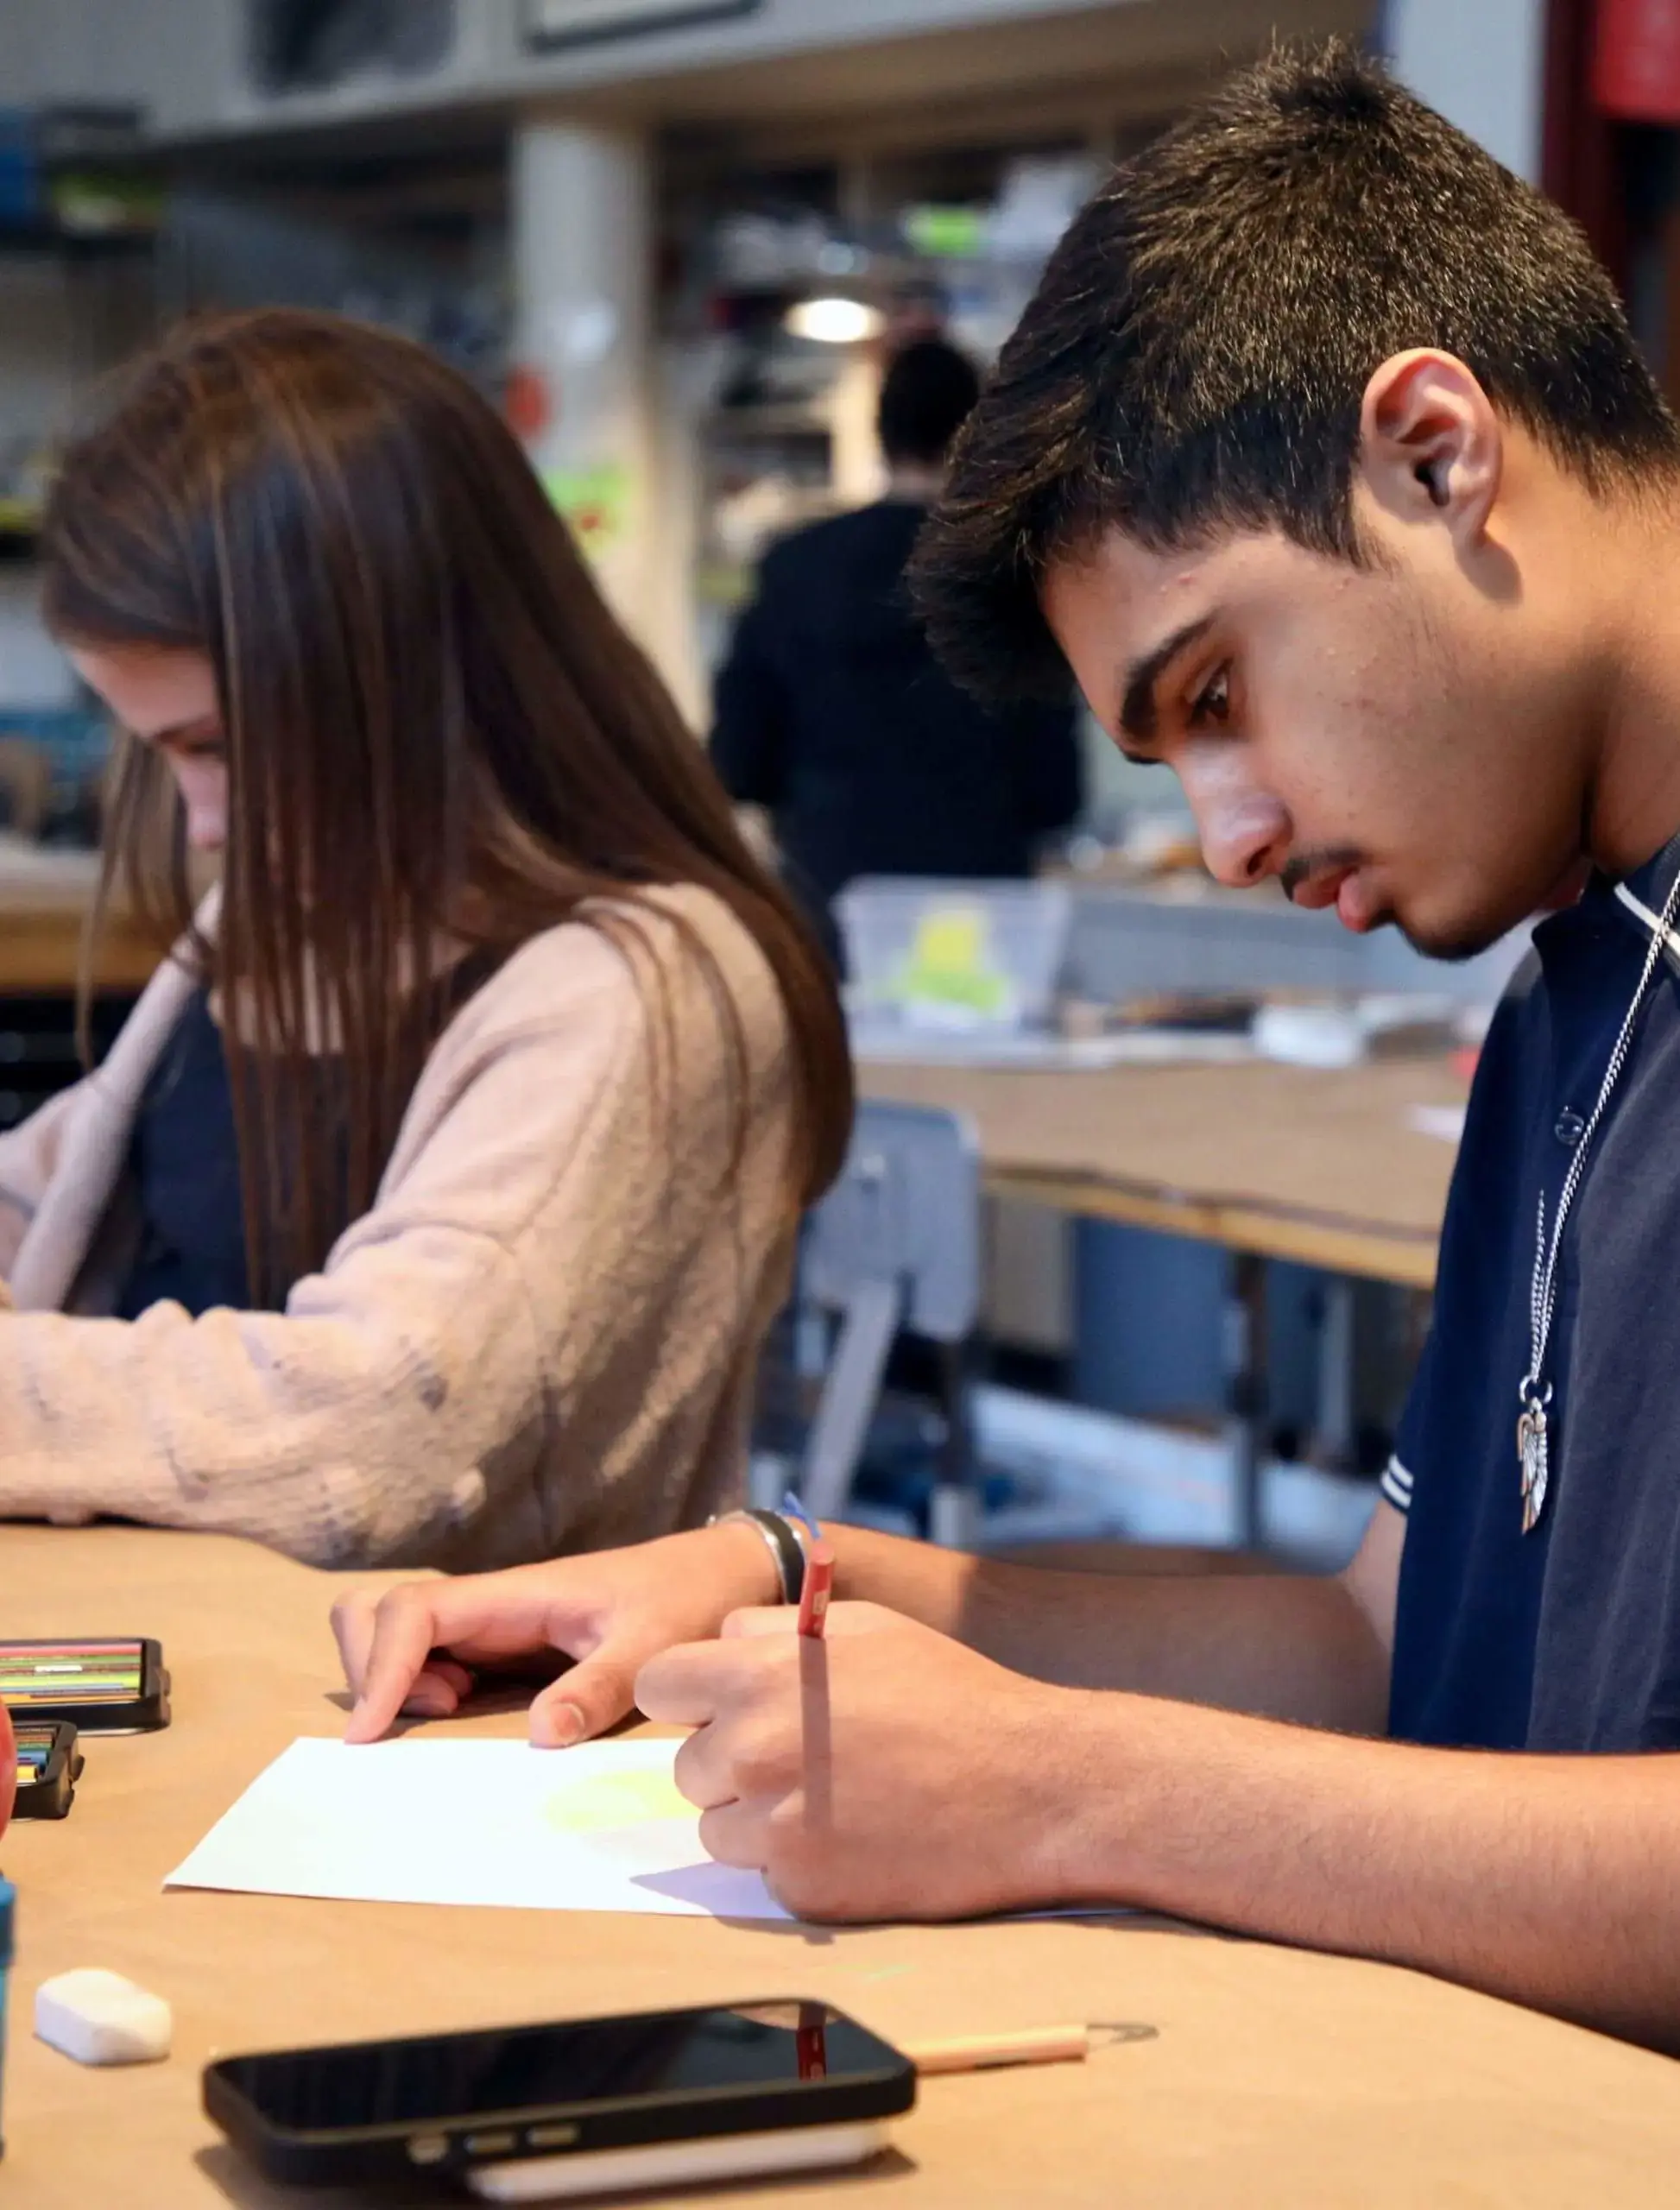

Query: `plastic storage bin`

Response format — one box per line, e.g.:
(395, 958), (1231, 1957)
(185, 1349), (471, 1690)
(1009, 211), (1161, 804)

(837, 878), (1073, 1033)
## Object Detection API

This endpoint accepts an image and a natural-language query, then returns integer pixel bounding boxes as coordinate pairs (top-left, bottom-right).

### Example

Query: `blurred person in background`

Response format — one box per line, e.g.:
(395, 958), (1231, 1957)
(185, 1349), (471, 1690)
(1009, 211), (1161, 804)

(0, 307), (849, 1570)
(710, 338), (1083, 957)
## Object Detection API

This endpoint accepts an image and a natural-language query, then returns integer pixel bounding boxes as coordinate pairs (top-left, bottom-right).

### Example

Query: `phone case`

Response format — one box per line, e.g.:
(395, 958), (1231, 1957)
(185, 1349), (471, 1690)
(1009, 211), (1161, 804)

(12, 1721), (83, 1820)
(467, 2119), (894, 2202)
(0, 1640), (170, 1733)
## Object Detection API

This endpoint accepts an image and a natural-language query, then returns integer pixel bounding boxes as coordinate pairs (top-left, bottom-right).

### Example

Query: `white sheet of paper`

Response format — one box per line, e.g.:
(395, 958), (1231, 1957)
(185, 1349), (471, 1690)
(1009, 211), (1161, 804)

(164, 1736), (791, 1922)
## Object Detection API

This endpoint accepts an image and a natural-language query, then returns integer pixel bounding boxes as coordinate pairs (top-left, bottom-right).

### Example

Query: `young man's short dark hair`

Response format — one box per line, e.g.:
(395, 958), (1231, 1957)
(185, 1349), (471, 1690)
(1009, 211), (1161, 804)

(914, 38), (1680, 704)
(877, 339), (982, 470)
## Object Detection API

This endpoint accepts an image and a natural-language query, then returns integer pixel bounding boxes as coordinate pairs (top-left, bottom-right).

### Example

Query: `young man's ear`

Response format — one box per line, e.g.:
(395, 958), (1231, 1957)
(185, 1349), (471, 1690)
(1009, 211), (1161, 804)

(1357, 349), (1502, 550)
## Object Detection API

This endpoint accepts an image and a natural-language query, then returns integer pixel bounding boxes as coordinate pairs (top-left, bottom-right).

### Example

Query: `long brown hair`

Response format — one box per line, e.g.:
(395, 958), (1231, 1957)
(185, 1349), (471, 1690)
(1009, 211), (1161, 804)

(41, 308), (852, 1300)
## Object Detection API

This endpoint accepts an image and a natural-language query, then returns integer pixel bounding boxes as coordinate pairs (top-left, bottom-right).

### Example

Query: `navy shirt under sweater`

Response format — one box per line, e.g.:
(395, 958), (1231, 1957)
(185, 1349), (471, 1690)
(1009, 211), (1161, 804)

(116, 988), (354, 1321)
(117, 988), (253, 1318)
(1387, 832), (1680, 1752)
(114, 958), (496, 1322)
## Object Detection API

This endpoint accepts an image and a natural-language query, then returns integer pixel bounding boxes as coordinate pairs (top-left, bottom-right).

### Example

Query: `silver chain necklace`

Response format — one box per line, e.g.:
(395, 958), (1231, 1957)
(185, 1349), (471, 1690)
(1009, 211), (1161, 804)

(1519, 856), (1680, 1532)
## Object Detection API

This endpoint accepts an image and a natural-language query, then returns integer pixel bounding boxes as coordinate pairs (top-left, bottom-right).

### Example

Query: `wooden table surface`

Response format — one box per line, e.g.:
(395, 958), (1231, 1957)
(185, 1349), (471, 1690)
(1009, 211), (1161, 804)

(4, 1525), (1679, 2207)
(860, 1056), (1466, 1288)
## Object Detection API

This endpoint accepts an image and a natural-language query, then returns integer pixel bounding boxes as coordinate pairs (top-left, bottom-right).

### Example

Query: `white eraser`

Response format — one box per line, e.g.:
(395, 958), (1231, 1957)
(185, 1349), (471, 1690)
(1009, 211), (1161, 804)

(35, 1968), (172, 2065)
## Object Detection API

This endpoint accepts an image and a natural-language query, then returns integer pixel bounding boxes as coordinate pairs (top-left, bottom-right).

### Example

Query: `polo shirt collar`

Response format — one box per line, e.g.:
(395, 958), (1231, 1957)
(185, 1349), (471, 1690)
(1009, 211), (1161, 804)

(1611, 829), (1680, 977)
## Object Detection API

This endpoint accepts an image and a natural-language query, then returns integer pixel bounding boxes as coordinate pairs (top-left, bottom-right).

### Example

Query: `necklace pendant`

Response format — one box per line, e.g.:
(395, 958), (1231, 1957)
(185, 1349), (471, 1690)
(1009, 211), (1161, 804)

(1517, 1399), (1551, 1534)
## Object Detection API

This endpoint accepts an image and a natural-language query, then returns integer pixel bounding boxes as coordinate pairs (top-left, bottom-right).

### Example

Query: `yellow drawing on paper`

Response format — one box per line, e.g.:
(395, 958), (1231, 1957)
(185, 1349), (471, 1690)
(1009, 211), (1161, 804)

(543, 1765), (692, 1836)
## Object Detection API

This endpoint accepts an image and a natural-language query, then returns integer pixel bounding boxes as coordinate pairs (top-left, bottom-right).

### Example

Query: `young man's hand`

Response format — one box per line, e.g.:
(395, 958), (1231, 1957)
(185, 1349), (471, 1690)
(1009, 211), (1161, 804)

(637, 1602), (1082, 1922)
(332, 1523), (786, 1746)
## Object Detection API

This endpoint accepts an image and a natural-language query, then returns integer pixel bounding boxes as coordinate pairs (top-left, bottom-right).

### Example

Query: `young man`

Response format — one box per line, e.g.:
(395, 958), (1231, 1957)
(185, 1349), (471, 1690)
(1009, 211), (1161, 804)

(335, 45), (1680, 2051)
(708, 338), (1083, 954)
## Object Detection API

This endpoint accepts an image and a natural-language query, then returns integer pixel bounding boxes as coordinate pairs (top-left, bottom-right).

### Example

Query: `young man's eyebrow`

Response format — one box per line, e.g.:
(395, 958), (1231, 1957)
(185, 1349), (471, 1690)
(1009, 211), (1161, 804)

(1117, 613), (1218, 742)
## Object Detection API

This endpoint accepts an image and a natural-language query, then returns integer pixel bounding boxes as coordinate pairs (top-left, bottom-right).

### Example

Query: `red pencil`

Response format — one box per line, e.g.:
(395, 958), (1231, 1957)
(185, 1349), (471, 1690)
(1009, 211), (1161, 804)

(797, 1538), (835, 1639)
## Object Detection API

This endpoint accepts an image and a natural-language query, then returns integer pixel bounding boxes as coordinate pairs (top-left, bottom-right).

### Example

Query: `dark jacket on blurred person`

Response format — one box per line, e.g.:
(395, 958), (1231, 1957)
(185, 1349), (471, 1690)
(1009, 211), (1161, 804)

(710, 342), (1083, 947)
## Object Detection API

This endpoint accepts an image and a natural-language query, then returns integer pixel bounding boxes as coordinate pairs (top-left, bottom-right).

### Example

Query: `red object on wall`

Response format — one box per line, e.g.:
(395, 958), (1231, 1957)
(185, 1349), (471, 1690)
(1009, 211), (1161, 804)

(1596, 0), (1680, 124)
(1548, 0), (1627, 293)
(504, 363), (553, 443)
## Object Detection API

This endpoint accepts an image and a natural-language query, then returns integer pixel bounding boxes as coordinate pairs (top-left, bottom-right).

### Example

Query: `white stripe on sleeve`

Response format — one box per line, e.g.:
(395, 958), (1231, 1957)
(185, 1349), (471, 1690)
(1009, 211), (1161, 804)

(1380, 1457), (1415, 1514)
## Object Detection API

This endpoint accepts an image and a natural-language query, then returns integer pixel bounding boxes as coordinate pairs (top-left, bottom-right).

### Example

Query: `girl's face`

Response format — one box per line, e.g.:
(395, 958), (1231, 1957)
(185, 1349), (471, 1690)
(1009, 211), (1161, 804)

(70, 645), (228, 851)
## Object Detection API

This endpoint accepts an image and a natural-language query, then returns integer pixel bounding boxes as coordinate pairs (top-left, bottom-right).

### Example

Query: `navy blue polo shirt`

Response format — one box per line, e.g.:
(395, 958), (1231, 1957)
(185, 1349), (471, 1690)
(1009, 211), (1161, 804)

(1388, 832), (1680, 1752)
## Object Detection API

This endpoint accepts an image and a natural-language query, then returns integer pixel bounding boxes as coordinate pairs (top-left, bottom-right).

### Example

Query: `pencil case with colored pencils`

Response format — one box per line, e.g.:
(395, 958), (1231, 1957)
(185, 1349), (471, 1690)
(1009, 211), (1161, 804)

(12, 1720), (83, 1820)
(0, 1639), (170, 1733)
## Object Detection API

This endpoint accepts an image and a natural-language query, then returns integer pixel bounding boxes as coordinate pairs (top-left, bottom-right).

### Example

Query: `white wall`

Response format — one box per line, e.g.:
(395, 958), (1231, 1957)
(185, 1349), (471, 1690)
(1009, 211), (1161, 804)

(1, 1), (1385, 143)
(0, 0), (232, 123)
(1, 0), (1145, 138)
(1382, 0), (1547, 181)
(477, 0), (1136, 98)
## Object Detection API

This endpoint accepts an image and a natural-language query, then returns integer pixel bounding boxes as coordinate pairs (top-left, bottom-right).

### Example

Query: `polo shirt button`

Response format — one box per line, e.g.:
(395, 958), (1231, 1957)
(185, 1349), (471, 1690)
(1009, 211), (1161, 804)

(1555, 1108), (1587, 1147)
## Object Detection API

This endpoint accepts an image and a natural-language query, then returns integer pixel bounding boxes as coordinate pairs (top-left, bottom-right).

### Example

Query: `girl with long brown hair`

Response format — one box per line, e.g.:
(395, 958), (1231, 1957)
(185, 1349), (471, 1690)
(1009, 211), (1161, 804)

(0, 306), (850, 1569)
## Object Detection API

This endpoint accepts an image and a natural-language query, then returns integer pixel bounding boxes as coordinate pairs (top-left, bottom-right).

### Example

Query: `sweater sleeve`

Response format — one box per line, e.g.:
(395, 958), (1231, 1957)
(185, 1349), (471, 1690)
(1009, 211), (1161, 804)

(0, 920), (773, 1567)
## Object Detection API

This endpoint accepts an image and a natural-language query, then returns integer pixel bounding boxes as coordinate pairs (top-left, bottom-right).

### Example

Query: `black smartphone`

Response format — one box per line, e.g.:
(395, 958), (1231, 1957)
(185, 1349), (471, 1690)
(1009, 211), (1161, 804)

(203, 1999), (916, 2192)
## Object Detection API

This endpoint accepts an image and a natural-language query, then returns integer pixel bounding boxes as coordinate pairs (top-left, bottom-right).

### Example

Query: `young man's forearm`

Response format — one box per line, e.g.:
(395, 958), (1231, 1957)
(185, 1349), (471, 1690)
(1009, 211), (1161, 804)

(829, 1524), (1390, 1733)
(1058, 1695), (1680, 2053)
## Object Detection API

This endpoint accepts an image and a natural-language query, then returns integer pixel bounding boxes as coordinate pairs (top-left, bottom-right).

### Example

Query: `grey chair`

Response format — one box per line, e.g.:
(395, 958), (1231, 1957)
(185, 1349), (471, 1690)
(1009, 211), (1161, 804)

(792, 1099), (983, 1543)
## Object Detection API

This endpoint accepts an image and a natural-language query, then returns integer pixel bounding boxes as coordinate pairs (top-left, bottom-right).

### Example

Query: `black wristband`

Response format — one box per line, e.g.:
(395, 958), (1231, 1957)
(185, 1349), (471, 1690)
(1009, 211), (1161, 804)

(715, 1507), (807, 1605)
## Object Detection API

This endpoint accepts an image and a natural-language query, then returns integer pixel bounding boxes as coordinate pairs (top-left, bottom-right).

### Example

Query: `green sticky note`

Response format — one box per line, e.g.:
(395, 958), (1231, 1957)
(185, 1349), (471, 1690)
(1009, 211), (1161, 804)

(541, 463), (630, 559)
(892, 904), (1010, 1018)
(904, 204), (988, 260)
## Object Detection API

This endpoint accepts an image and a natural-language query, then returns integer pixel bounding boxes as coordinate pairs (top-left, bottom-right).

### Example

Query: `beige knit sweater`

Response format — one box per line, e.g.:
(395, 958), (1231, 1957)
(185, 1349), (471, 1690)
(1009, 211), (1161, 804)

(0, 886), (797, 1570)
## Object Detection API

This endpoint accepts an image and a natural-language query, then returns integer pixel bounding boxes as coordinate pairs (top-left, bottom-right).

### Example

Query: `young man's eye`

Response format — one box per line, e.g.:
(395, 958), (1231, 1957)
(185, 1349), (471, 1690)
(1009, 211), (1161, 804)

(1189, 667), (1232, 729)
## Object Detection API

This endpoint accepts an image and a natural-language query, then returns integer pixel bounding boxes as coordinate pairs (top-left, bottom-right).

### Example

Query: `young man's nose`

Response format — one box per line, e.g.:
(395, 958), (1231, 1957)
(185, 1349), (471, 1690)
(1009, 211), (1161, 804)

(1190, 787), (1292, 889)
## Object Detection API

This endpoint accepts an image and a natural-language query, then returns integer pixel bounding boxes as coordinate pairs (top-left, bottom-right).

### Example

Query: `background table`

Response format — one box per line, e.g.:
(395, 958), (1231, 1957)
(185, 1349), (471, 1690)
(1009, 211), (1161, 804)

(0, 844), (157, 1140)
(859, 1056), (1462, 1544)
(0, 839), (156, 995)
(5, 1525), (1680, 2208)
(860, 1056), (1463, 1291)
